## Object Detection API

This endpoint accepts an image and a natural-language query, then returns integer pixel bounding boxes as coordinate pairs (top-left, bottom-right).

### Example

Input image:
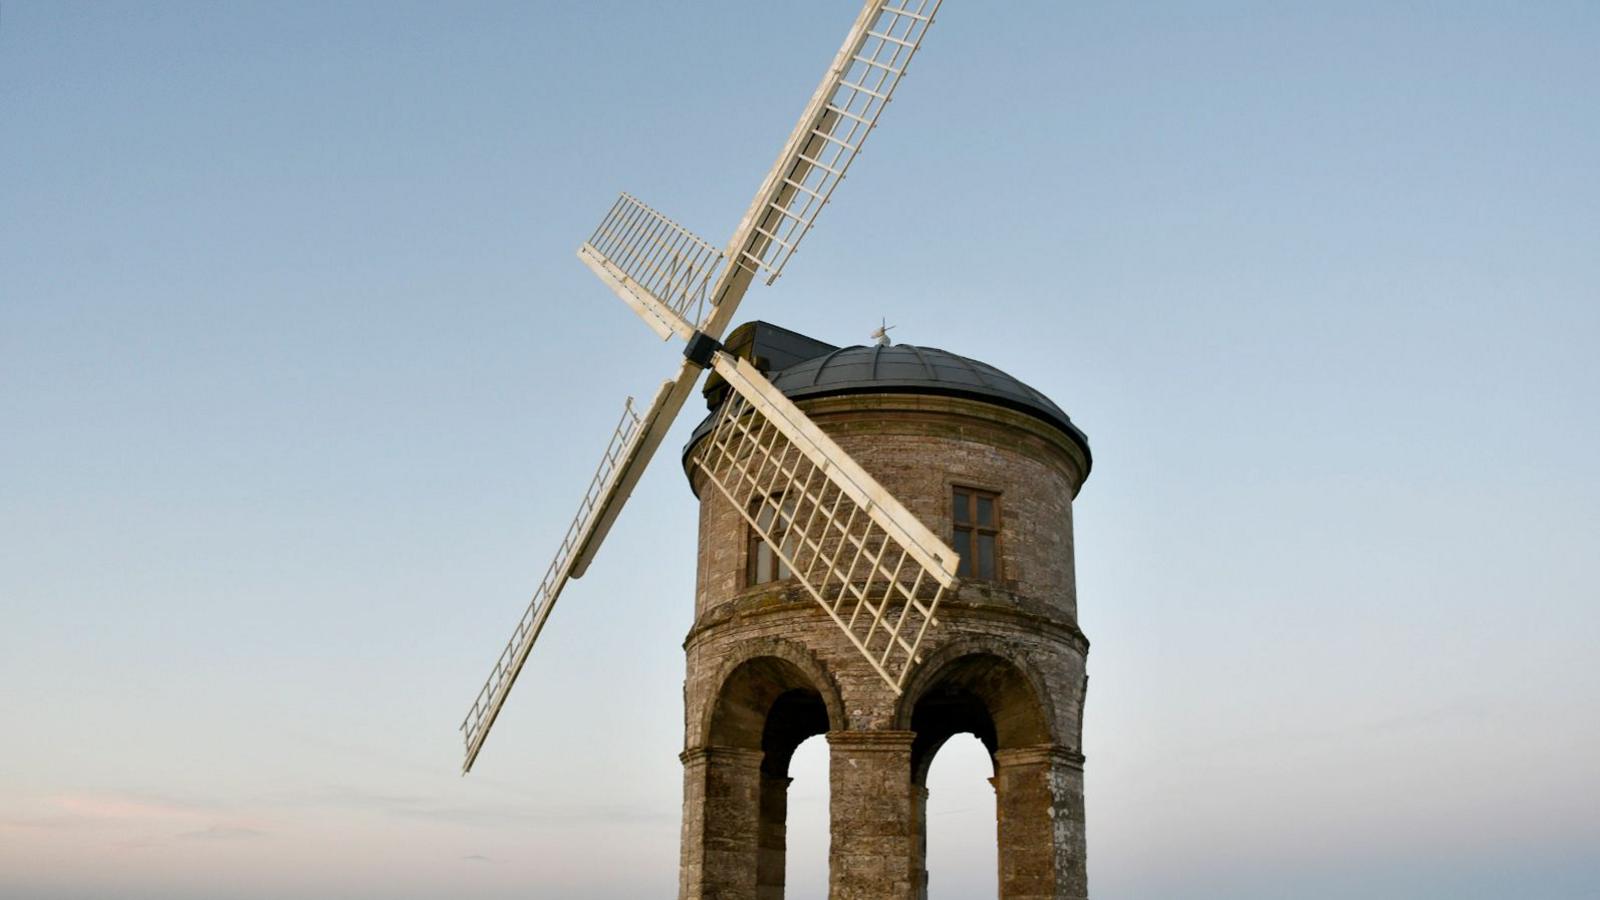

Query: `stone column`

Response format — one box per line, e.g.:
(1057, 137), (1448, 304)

(679, 746), (766, 900)
(827, 730), (917, 900)
(911, 784), (930, 900)
(756, 774), (792, 900)
(993, 745), (1087, 900)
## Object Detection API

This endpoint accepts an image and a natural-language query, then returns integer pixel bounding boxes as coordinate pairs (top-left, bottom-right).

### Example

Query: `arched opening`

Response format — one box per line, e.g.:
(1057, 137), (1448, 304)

(924, 733), (999, 899)
(782, 734), (830, 897)
(905, 652), (1055, 900)
(697, 654), (838, 899)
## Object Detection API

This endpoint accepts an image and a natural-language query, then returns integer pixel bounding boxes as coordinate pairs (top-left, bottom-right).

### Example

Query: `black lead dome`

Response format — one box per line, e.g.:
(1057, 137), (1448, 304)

(687, 321), (1092, 473)
(768, 344), (1089, 460)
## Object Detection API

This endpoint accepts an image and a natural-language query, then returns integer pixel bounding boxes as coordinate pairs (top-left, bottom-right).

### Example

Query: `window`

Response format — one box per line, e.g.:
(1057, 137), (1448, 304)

(748, 494), (797, 586)
(952, 487), (1000, 580)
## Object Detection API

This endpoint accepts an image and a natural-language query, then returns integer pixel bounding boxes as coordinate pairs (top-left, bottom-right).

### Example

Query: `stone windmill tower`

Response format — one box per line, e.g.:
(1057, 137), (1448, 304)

(678, 322), (1092, 899)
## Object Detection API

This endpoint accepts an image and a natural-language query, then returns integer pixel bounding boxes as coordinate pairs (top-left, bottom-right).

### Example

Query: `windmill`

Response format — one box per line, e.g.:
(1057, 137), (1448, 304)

(459, 0), (950, 774)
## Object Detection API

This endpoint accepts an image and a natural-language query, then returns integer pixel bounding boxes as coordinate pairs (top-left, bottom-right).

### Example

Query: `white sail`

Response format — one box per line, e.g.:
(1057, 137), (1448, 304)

(691, 353), (959, 692)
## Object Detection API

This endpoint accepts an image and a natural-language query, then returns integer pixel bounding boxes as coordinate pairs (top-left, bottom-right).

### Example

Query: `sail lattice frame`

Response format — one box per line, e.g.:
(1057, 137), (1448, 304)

(730, 0), (942, 286)
(580, 193), (724, 336)
(691, 354), (958, 692)
(459, 0), (948, 773)
(459, 397), (644, 771)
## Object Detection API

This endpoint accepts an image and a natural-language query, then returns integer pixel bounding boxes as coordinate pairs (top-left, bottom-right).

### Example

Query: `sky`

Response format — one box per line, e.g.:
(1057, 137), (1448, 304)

(2, 1), (1598, 898)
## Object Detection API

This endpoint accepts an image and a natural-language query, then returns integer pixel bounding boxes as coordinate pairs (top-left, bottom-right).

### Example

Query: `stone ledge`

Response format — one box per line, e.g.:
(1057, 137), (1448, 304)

(685, 593), (1089, 656)
(679, 746), (766, 767)
(994, 745), (1087, 771)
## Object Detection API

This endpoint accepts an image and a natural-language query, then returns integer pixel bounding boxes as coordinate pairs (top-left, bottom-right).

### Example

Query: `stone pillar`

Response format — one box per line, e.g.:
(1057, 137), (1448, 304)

(756, 774), (792, 900)
(679, 746), (765, 900)
(1050, 751), (1089, 900)
(911, 784), (930, 900)
(828, 731), (917, 900)
(993, 746), (1088, 900)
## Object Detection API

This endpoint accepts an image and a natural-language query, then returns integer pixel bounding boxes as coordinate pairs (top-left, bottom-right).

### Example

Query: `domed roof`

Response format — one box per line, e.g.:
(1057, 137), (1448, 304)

(767, 343), (1090, 457)
(685, 323), (1091, 474)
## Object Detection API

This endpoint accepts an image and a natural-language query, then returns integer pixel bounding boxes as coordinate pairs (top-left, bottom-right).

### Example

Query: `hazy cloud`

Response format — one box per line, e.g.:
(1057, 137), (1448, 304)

(177, 825), (267, 841)
(0, 792), (221, 832)
(283, 785), (670, 828)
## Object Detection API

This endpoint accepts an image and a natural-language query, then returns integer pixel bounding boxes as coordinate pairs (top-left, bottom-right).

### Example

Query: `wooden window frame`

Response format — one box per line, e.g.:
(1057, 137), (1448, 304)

(951, 485), (1002, 581)
(746, 493), (795, 587)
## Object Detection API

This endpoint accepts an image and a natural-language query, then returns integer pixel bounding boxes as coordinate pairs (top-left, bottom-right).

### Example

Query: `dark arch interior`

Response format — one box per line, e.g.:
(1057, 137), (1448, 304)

(909, 653), (1050, 784)
(705, 656), (834, 899)
(763, 689), (830, 776)
(708, 656), (833, 776)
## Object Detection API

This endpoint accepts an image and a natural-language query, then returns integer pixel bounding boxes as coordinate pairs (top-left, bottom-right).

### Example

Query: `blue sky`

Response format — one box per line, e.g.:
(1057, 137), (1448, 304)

(3, 2), (1598, 898)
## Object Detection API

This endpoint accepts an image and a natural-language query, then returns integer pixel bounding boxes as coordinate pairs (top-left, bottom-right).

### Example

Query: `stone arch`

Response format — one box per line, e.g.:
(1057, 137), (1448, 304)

(695, 635), (845, 754)
(895, 639), (1069, 900)
(894, 637), (1058, 783)
(687, 638), (844, 900)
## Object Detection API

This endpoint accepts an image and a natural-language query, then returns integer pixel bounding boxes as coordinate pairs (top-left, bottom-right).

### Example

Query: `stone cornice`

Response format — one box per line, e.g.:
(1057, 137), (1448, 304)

(994, 745), (1086, 771)
(936, 599), (1091, 655)
(679, 746), (766, 767)
(685, 391), (1090, 498)
(685, 592), (1089, 657)
(797, 393), (1090, 493)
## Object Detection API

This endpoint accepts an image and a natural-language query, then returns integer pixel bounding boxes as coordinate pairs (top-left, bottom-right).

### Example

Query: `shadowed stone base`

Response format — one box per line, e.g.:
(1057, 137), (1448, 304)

(995, 746), (1088, 900)
(828, 731), (918, 900)
(680, 747), (764, 899)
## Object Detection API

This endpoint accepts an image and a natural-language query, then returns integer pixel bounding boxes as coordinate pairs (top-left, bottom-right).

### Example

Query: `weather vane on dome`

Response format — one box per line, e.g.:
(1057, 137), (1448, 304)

(871, 318), (895, 347)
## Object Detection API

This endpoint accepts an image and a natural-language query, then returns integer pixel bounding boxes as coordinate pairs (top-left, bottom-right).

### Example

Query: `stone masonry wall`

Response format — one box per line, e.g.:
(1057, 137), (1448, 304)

(679, 392), (1092, 899)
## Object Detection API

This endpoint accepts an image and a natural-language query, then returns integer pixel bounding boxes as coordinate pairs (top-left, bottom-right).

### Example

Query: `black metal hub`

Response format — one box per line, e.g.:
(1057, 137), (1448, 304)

(683, 330), (722, 369)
